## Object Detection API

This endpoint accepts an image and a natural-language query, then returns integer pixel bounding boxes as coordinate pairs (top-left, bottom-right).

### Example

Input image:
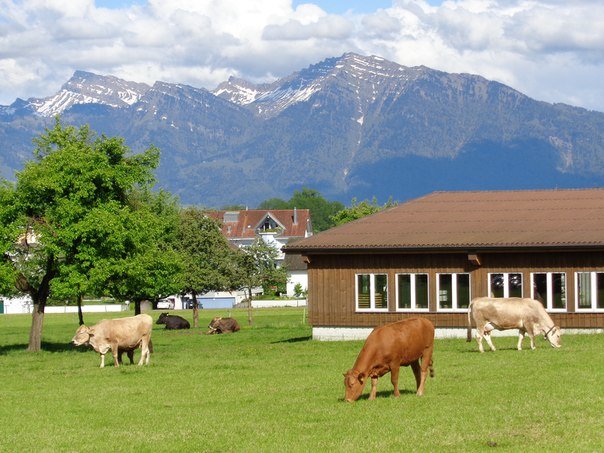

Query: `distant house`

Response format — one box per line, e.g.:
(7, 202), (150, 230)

(207, 208), (313, 296)
(284, 189), (604, 340)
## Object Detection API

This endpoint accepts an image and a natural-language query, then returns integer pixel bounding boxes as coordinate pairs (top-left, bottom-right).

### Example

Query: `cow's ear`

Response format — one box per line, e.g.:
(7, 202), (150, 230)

(358, 372), (365, 384)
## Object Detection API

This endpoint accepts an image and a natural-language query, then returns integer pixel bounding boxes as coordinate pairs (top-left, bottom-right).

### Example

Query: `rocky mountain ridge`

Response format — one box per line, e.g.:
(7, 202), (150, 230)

(1, 53), (603, 207)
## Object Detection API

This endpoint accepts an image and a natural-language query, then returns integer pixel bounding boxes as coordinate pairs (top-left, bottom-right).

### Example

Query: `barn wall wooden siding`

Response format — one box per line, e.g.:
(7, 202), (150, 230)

(306, 250), (604, 329)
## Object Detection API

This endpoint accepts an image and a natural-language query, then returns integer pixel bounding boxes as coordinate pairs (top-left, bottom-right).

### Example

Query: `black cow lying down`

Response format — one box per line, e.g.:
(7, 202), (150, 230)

(206, 317), (240, 334)
(156, 313), (191, 330)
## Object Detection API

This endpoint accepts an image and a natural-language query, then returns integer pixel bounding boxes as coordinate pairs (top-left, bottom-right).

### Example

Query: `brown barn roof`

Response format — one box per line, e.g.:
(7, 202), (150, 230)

(206, 209), (311, 240)
(284, 189), (604, 253)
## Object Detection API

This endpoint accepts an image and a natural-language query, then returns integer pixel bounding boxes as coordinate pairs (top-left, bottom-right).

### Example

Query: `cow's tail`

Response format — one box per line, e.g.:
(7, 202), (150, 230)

(429, 358), (435, 378)
(148, 339), (154, 353)
(466, 300), (474, 342)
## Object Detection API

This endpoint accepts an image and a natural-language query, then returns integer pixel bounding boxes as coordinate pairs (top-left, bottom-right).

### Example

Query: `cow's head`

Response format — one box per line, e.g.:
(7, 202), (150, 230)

(156, 313), (168, 324)
(343, 369), (366, 402)
(208, 317), (222, 329)
(544, 325), (562, 348)
(71, 325), (93, 346)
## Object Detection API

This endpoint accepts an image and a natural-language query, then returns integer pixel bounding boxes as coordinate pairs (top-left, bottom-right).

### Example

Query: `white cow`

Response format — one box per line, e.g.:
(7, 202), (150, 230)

(467, 297), (561, 352)
(72, 314), (153, 367)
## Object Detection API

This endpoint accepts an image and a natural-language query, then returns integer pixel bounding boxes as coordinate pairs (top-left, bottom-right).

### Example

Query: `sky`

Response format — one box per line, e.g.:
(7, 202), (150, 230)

(1, 0), (603, 112)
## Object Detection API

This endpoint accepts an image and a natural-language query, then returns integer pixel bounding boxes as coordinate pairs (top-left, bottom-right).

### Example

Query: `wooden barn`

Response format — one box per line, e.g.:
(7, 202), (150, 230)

(283, 189), (604, 340)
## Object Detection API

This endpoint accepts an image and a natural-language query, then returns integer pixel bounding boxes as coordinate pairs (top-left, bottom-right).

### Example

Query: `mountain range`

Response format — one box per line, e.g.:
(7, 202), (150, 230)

(1, 53), (603, 207)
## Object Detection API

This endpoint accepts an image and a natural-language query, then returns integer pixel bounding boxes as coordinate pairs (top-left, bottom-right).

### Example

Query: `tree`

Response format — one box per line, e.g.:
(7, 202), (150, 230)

(175, 207), (239, 328)
(257, 188), (344, 232)
(99, 189), (184, 315)
(257, 198), (290, 210)
(330, 197), (397, 226)
(0, 119), (160, 351)
(233, 238), (288, 326)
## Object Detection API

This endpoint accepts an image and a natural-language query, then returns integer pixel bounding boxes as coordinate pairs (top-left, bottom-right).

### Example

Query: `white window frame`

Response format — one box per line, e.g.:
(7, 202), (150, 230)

(530, 272), (567, 312)
(395, 273), (429, 312)
(488, 272), (523, 298)
(355, 273), (389, 312)
(436, 273), (471, 312)
(575, 271), (604, 312)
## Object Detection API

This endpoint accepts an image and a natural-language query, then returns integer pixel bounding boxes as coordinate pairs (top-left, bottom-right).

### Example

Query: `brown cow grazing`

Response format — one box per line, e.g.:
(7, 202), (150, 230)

(206, 317), (240, 334)
(71, 314), (153, 368)
(343, 317), (435, 402)
(467, 297), (562, 352)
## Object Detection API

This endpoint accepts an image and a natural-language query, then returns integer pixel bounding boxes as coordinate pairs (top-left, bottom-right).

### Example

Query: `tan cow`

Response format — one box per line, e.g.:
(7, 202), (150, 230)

(343, 317), (435, 402)
(71, 314), (153, 367)
(467, 297), (562, 352)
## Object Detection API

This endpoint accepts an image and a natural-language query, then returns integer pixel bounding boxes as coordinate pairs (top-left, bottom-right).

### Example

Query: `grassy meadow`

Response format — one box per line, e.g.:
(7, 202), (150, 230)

(0, 308), (602, 452)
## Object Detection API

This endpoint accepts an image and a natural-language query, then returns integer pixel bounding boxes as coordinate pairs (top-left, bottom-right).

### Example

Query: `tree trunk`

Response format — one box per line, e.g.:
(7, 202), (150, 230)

(247, 286), (253, 326)
(192, 290), (199, 328)
(27, 302), (45, 352)
(134, 300), (141, 315)
(26, 259), (54, 352)
(77, 294), (85, 326)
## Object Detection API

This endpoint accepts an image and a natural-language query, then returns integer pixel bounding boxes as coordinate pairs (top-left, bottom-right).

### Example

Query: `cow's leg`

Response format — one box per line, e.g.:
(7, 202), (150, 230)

(528, 333), (536, 350)
(517, 331), (525, 350)
(484, 333), (497, 351)
(99, 353), (105, 368)
(482, 323), (496, 351)
(111, 345), (120, 367)
(410, 360), (421, 393)
(476, 333), (484, 353)
(390, 366), (401, 398)
(139, 336), (150, 365)
(475, 324), (485, 353)
(416, 344), (433, 396)
(127, 350), (134, 364)
(369, 377), (378, 400)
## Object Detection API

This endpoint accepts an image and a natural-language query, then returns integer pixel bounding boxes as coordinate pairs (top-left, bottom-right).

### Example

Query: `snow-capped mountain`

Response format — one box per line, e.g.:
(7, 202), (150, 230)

(25, 71), (151, 117)
(1, 53), (604, 208)
(213, 53), (426, 119)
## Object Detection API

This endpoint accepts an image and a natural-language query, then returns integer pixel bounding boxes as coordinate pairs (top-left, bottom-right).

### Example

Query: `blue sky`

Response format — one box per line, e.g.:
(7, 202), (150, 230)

(1, 0), (603, 113)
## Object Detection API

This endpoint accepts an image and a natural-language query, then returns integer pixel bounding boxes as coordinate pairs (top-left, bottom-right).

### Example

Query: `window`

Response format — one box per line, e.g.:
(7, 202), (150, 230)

(396, 273), (429, 311)
(489, 273), (523, 298)
(576, 272), (604, 310)
(531, 272), (566, 310)
(437, 273), (470, 310)
(356, 274), (388, 311)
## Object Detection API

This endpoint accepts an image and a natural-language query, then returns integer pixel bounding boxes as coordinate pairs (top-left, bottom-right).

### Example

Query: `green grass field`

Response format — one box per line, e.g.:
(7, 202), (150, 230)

(0, 308), (602, 452)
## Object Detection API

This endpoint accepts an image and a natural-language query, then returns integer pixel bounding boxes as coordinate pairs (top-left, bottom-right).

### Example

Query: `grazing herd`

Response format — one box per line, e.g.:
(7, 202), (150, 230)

(71, 297), (562, 402)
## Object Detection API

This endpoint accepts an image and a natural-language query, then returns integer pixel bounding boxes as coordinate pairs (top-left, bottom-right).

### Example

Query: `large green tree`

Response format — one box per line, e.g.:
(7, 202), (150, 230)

(99, 189), (184, 315)
(175, 207), (239, 327)
(0, 119), (161, 351)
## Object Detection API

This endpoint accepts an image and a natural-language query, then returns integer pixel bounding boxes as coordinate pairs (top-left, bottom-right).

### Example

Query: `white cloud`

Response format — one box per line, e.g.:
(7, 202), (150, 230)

(0, 0), (603, 112)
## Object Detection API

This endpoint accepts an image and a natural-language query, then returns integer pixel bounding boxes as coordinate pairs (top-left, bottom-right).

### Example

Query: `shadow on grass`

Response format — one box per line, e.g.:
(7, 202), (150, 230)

(0, 342), (83, 355)
(339, 388), (417, 402)
(271, 335), (312, 344)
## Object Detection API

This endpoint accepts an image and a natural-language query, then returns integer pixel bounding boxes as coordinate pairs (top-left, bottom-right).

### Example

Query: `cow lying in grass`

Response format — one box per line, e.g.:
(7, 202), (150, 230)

(343, 317), (435, 402)
(206, 317), (240, 334)
(467, 297), (562, 352)
(156, 312), (190, 330)
(71, 314), (153, 367)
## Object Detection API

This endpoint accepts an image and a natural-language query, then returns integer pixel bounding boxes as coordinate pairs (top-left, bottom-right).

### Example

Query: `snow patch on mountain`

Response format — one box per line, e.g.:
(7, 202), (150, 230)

(27, 71), (150, 117)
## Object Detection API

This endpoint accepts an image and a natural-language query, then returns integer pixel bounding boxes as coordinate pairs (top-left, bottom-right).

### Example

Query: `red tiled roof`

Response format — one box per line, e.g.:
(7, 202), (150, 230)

(284, 189), (604, 252)
(206, 209), (311, 240)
